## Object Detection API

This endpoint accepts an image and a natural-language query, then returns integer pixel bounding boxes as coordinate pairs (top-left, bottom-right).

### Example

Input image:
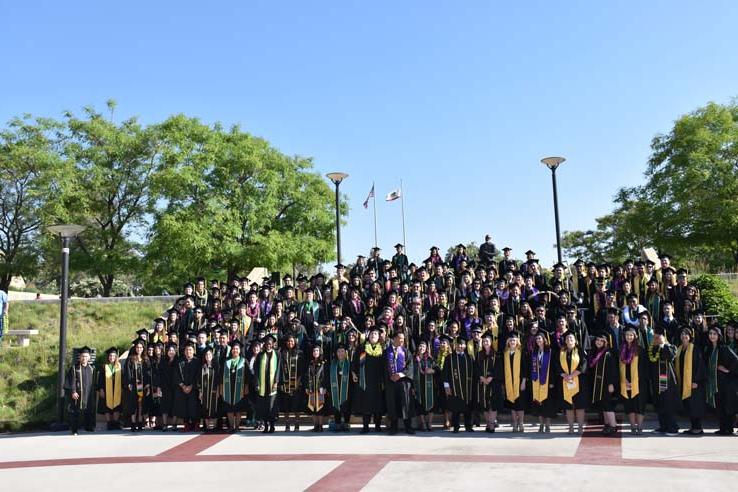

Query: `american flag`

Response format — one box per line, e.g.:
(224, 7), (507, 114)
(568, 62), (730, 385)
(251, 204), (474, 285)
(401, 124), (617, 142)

(385, 189), (401, 202)
(363, 184), (375, 209)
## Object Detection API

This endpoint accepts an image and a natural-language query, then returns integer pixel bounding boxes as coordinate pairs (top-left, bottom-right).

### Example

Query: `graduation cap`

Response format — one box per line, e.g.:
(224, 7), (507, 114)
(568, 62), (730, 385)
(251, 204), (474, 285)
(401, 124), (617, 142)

(136, 329), (150, 338)
(229, 339), (243, 349)
(552, 262), (565, 270)
(455, 243), (465, 249)
(371, 246), (381, 251)
(658, 253), (672, 261)
(439, 334), (454, 343)
(676, 268), (688, 276)
(104, 346), (118, 355)
(296, 274), (308, 282)
(646, 277), (658, 285)
(622, 325), (639, 335)
(430, 246), (439, 251)
(525, 250), (536, 256)
(507, 330), (521, 339)
(573, 258), (584, 266)
(184, 282), (194, 289)
(645, 259), (656, 266)
(335, 263), (346, 269)
(165, 342), (178, 351)
(606, 307), (620, 316)
(262, 334), (277, 344)
(633, 260), (644, 267)
(282, 273), (292, 280)
(394, 243), (404, 248)
(131, 337), (147, 346)
(78, 345), (92, 354)
(502, 247), (512, 252)
(585, 261), (597, 268)
(154, 317), (166, 324)
(471, 326), (483, 333)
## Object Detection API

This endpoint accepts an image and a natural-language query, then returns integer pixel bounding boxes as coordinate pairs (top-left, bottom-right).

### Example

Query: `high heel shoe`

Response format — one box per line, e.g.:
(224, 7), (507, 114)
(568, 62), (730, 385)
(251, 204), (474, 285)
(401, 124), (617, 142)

(538, 424), (545, 433)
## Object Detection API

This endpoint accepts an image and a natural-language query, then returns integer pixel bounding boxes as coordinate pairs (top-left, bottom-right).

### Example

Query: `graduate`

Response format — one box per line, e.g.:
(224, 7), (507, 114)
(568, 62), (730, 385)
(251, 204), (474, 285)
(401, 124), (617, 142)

(352, 327), (386, 434)
(173, 343), (201, 432)
(557, 332), (588, 434)
(435, 334), (453, 429)
(529, 333), (557, 433)
(253, 334), (281, 434)
(385, 331), (415, 435)
(442, 337), (476, 433)
(619, 326), (648, 434)
(477, 333), (504, 433)
(413, 339), (438, 431)
(704, 326), (738, 435)
(159, 342), (179, 431)
(675, 328), (706, 435)
(97, 347), (122, 430)
(279, 333), (306, 431)
(328, 343), (352, 432)
(221, 339), (249, 433)
(304, 343), (327, 432)
(123, 339), (150, 432)
(588, 333), (619, 436)
(65, 346), (96, 435)
(647, 330), (680, 435)
(147, 342), (165, 429)
(199, 347), (220, 432)
(503, 332), (529, 433)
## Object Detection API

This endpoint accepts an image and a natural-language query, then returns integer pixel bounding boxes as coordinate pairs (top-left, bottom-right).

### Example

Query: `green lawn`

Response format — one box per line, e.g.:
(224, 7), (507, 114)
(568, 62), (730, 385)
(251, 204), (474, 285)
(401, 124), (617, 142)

(0, 300), (171, 431)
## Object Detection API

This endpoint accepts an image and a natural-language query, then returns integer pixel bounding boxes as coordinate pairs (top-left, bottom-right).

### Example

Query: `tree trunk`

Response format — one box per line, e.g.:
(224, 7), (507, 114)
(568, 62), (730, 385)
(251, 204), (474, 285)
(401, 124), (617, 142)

(227, 266), (239, 284)
(102, 275), (114, 297)
(0, 273), (11, 293)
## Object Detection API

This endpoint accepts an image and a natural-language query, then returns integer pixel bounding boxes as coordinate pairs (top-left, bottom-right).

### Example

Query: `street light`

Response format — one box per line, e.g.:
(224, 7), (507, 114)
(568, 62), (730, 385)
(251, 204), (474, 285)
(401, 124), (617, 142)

(541, 157), (566, 264)
(326, 172), (348, 265)
(47, 224), (86, 431)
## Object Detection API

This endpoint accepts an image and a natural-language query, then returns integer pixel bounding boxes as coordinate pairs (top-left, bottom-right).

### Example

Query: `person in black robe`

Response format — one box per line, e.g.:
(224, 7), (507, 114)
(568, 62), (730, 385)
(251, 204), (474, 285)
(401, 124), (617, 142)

(442, 337), (476, 433)
(385, 332), (415, 435)
(619, 326), (649, 434)
(476, 334), (504, 433)
(352, 327), (386, 433)
(123, 339), (150, 432)
(478, 234), (498, 267)
(303, 343), (327, 432)
(704, 326), (738, 435)
(647, 330), (680, 434)
(588, 333), (619, 436)
(173, 342), (201, 431)
(147, 342), (165, 429)
(529, 333), (557, 433)
(199, 347), (220, 432)
(675, 328), (707, 435)
(65, 346), (96, 435)
(159, 342), (179, 431)
(97, 347), (123, 430)
(556, 332), (588, 434)
(327, 343), (353, 432)
(279, 334), (306, 431)
(503, 331), (529, 432)
(253, 334), (281, 433)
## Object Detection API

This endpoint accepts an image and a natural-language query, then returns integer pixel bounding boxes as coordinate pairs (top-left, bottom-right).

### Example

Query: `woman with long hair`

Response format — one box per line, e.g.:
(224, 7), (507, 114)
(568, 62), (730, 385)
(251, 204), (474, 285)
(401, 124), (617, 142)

(222, 339), (249, 433)
(530, 332), (556, 433)
(199, 347), (220, 432)
(97, 347), (123, 430)
(123, 338), (150, 432)
(304, 343), (327, 432)
(477, 334), (504, 433)
(704, 326), (738, 435)
(619, 326), (648, 434)
(503, 332), (528, 433)
(556, 332), (588, 434)
(413, 340), (438, 431)
(159, 342), (178, 431)
(675, 327), (706, 435)
(589, 333), (618, 436)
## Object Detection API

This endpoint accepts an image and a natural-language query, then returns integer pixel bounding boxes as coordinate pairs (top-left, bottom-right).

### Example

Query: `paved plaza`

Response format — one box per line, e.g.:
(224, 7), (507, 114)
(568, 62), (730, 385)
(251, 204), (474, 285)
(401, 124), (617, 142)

(1, 420), (737, 491)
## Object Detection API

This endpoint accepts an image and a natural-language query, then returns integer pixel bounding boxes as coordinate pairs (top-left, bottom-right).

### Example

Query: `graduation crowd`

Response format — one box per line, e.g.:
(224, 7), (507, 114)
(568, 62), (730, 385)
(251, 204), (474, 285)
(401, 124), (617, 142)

(64, 237), (738, 437)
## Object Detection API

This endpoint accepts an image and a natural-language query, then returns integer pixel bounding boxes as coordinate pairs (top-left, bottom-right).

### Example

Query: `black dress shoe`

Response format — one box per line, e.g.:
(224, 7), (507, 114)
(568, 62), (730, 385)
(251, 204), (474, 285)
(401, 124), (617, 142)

(453, 427), (460, 433)
(360, 427), (369, 434)
(405, 427), (415, 435)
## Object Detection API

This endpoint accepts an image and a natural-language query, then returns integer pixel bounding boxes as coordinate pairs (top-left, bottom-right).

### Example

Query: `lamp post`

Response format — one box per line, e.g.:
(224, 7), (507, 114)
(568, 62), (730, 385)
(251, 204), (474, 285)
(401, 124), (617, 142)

(326, 172), (348, 265)
(541, 157), (566, 264)
(47, 224), (86, 431)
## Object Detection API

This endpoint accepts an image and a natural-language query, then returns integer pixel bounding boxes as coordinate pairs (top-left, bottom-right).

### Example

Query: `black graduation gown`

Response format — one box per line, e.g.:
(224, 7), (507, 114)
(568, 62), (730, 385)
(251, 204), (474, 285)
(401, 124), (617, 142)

(442, 351), (476, 414)
(159, 357), (178, 416)
(503, 349), (530, 411)
(302, 360), (327, 415)
(676, 344), (707, 419)
(385, 345), (415, 421)
(279, 349), (306, 412)
(147, 358), (164, 417)
(65, 364), (96, 415)
(122, 359), (151, 415)
(173, 357), (201, 419)
(252, 350), (281, 421)
(475, 350), (504, 412)
(96, 363), (123, 414)
(200, 362), (220, 419)
(352, 344), (386, 416)
(619, 346), (649, 414)
(555, 348), (589, 410)
(705, 345), (738, 415)
(648, 344), (681, 415)
(588, 350), (619, 412)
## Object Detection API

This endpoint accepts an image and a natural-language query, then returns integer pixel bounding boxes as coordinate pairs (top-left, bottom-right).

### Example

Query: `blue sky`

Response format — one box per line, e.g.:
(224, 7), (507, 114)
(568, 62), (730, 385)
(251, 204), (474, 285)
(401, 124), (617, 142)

(2, 1), (737, 267)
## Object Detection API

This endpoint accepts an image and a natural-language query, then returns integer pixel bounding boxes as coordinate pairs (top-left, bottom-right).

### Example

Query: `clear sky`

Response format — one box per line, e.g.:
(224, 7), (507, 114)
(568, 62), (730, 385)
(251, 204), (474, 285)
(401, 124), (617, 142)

(2, 1), (737, 267)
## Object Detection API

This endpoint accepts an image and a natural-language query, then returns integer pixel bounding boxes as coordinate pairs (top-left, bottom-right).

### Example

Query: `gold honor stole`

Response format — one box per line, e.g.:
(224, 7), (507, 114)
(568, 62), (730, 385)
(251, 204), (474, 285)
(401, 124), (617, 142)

(504, 348), (522, 403)
(258, 352), (278, 396)
(560, 349), (580, 404)
(307, 363), (324, 412)
(105, 362), (122, 409)
(619, 353), (640, 399)
(675, 343), (693, 400)
(531, 352), (550, 403)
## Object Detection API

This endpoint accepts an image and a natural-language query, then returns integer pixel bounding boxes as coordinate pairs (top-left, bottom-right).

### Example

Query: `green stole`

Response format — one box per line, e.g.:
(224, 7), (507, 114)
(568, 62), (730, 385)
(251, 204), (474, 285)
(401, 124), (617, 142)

(223, 356), (245, 405)
(706, 346), (718, 408)
(258, 351), (278, 396)
(330, 359), (350, 408)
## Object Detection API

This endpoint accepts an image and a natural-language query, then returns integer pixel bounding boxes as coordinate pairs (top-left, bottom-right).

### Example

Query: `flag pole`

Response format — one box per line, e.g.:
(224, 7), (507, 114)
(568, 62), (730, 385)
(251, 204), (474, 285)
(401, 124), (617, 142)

(372, 181), (378, 248)
(400, 179), (407, 257)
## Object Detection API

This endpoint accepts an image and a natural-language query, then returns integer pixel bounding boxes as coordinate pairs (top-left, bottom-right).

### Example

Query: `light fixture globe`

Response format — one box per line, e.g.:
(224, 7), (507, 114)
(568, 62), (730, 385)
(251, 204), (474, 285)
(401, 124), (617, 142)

(326, 172), (349, 184)
(541, 156), (566, 171)
(48, 224), (86, 238)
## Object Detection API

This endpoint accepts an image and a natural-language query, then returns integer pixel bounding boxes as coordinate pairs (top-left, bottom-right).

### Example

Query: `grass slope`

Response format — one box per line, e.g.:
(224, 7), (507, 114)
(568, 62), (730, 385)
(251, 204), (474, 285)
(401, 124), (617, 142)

(0, 300), (170, 431)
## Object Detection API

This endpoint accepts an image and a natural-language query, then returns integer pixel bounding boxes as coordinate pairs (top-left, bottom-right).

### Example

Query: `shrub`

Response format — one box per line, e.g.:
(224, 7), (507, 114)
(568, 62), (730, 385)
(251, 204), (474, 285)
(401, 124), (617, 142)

(691, 274), (738, 324)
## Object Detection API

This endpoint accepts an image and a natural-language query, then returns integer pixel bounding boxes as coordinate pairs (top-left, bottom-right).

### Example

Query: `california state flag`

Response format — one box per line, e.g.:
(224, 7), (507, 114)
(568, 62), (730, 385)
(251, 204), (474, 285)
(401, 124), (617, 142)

(385, 189), (401, 202)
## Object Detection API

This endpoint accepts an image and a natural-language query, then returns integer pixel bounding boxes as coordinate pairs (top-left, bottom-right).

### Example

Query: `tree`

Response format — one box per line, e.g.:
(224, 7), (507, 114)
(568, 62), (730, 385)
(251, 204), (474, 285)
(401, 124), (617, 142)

(0, 116), (64, 292)
(564, 100), (738, 271)
(145, 115), (344, 292)
(46, 101), (160, 296)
